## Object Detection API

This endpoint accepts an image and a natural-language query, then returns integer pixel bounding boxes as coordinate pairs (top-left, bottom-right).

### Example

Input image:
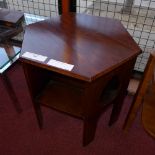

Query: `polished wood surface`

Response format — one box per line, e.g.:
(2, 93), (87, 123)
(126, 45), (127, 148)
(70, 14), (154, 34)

(20, 13), (141, 146)
(124, 51), (155, 131)
(142, 85), (155, 138)
(21, 13), (141, 82)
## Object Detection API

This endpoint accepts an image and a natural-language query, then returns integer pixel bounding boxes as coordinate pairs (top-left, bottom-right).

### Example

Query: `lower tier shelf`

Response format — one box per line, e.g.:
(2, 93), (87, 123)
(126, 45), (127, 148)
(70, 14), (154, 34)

(36, 81), (84, 118)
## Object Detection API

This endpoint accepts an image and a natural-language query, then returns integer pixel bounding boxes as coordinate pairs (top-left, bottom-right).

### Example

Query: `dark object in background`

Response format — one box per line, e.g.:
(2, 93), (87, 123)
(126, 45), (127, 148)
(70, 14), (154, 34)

(58, 0), (76, 14)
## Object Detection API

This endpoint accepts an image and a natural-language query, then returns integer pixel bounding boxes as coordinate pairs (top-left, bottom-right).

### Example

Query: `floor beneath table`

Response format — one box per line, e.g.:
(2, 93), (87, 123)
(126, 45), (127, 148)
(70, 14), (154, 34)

(0, 62), (155, 155)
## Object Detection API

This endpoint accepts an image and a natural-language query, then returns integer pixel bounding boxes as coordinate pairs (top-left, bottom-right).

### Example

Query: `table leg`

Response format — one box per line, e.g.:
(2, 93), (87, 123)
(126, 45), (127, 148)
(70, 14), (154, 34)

(109, 94), (126, 126)
(83, 116), (99, 146)
(109, 75), (131, 126)
(33, 101), (43, 129)
(1, 73), (22, 113)
(81, 84), (100, 146)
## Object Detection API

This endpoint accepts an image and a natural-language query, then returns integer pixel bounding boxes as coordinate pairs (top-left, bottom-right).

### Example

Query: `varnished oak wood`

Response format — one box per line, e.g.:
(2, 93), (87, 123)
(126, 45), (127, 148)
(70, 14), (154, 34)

(123, 51), (155, 131)
(20, 13), (141, 146)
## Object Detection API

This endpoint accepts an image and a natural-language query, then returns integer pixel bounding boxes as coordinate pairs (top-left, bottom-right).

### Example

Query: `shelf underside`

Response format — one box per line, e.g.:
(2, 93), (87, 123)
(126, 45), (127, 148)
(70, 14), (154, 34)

(36, 81), (84, 118)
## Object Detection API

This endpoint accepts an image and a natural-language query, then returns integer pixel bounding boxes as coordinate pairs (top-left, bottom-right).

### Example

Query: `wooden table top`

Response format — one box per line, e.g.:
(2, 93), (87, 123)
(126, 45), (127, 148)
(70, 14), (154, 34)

(20, 13), (141, 82)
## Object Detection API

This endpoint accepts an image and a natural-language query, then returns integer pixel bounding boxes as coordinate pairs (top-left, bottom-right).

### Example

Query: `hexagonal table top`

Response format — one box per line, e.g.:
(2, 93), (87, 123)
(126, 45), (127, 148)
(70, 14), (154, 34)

(20, 13), (141, 82)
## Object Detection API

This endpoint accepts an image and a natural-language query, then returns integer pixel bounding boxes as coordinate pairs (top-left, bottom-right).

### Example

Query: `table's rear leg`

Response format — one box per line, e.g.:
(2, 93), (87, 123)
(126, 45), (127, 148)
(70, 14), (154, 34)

(33, 101), (43, 129)
(109, 96), (125, 126)
(109, 73), (131, 126)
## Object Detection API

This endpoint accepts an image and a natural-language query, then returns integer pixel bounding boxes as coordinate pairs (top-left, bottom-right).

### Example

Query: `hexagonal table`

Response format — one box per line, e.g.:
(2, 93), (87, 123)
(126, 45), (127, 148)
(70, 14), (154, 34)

(20, 13), (141, 146)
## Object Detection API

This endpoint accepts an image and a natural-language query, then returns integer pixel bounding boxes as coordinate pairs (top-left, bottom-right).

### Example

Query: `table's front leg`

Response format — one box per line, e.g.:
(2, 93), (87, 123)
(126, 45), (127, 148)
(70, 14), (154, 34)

(22, 63), (51, 128)
(81, 84), (101, 146)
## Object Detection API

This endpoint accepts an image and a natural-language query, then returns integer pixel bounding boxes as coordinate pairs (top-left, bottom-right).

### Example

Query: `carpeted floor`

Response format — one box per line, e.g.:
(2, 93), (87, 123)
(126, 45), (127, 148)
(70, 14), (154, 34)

(0, 63), (155, 155)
